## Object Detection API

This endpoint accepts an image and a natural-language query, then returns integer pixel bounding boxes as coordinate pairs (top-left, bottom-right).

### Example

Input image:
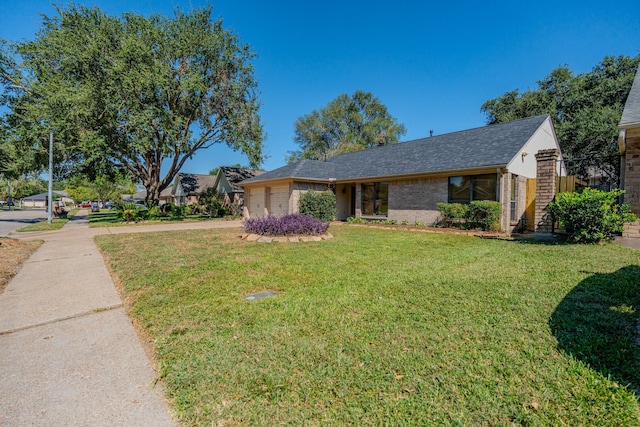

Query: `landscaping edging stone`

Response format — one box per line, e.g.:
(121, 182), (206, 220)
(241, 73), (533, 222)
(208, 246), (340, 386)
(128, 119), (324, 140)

(240, 233), (333, 243)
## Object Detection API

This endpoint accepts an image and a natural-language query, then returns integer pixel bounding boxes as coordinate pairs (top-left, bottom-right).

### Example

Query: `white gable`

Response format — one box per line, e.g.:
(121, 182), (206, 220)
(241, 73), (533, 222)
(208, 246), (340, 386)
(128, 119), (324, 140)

(506, 116), (564, 178)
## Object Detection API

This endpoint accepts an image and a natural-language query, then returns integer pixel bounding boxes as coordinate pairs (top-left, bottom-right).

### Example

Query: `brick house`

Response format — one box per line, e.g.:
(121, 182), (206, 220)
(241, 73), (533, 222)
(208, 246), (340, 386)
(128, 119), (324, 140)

(172, 173), (216, 206)
(212, 167), (264, 208)
(239, 115), (563, 233)
(619, 69), (640, 215)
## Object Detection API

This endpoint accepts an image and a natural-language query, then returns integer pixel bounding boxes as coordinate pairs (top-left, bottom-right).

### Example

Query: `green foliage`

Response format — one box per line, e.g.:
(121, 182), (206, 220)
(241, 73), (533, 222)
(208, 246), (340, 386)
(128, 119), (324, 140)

(438, 201), (502, 231)
(548, 188), (636, 243)
(287, 90), (406, 162)
(437, 202), (468, 220)
(345, 216), (397, 225)
(198, 188), (225, 218)
(467, 201), (502, 231)
(118, 202), (149, 222)
(298, 190), (336, 222)
(1, 5), (265, 200)
(481, 54), (639, 182)
(2, 176), (47, 199)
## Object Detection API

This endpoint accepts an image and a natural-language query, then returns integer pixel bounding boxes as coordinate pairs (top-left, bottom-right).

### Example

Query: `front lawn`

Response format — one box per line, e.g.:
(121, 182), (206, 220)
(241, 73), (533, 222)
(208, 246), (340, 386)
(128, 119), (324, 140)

(95, 226), (640, 426)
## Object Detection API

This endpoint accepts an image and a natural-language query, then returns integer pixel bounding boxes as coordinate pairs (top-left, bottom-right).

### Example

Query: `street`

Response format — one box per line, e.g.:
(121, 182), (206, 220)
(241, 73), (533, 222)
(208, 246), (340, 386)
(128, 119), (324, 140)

(0, 209), (47, 237)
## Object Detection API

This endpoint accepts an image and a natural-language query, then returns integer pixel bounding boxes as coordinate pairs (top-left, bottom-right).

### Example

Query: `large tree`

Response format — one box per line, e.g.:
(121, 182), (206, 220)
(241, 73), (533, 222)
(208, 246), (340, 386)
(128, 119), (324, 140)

(0, 4), (264, 203)
(287, 90), (406, 163)
(481, 55), (639, 184)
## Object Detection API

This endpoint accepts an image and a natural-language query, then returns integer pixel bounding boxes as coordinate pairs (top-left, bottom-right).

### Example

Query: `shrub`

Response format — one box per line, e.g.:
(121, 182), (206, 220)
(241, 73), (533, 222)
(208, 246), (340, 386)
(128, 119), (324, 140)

(437, 202), (468, 221)
(244, 213), (329, 236)
(199, 188), (225, 218)
(438, 201), (502, 231)
(299, 190), (336, 222)
(467, 201), (502, 231)
(147, 205), (164, 219)
(548, 188), (636, 243)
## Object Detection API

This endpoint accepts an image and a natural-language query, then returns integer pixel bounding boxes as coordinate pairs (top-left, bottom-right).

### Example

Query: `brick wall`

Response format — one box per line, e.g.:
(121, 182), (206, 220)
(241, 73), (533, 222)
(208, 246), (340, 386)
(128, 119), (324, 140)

(623, 135), (640, 215)
(534, 149), (559, 240)
(388, 177), (448, 225)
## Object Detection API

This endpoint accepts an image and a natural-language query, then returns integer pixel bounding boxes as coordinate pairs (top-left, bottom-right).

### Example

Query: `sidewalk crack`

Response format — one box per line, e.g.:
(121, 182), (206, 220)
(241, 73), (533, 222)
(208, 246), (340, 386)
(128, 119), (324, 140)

(0, 304), (124, 336)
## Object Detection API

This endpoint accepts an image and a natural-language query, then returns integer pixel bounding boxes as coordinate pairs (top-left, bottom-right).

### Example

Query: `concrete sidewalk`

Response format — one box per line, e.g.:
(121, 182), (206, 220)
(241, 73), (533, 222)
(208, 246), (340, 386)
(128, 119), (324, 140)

(0, 212), (242, 426)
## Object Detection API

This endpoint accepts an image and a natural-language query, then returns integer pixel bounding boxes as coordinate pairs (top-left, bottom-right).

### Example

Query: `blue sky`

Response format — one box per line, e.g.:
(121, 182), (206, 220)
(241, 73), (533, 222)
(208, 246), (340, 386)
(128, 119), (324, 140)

(2, 0), (639, 175)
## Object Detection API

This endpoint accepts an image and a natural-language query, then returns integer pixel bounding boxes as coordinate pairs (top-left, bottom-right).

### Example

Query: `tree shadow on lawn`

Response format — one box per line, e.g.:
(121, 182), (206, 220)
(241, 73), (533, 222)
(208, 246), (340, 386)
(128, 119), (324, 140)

(550, 265), (640, 394)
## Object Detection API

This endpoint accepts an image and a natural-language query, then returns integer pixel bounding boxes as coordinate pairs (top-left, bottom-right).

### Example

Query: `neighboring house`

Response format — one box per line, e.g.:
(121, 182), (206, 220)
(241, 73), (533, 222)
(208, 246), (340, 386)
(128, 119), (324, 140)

(212, 166), (264, 208)
(619, 68), (640, 215)
(122, 188), (175, 205)
(173, 173), (216, 206)
(21, 191), (74, 208)
(240, 114), (564, 233)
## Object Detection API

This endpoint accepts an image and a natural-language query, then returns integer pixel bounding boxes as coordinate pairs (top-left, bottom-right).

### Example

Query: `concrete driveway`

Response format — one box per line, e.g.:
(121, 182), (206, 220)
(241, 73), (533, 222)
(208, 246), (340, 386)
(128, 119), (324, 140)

(0, 208), (48, 237)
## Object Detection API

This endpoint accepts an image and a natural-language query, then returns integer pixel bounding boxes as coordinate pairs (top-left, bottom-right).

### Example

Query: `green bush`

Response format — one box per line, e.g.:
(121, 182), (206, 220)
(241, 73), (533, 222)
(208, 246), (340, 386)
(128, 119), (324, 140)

(438, 201), (502, 231)
(299, 190), (336, 222)
(199, 188), (225, 218)
(147, 205), (167, 219)
(467, 201), (502, 231)
(548, 188), (636, 243)
(437, 203), (468, 221)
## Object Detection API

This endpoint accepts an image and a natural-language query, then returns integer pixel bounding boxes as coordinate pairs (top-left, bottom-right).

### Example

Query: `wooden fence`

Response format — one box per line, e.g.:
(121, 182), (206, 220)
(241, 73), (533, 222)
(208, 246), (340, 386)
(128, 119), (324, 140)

(525, 176), (586, 231)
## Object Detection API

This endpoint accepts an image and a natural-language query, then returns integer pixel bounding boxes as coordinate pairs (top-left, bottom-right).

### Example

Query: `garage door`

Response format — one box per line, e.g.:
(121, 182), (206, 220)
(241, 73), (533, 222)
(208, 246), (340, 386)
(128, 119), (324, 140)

(248, 188), (264, 218)
(268, 186), (289, 217)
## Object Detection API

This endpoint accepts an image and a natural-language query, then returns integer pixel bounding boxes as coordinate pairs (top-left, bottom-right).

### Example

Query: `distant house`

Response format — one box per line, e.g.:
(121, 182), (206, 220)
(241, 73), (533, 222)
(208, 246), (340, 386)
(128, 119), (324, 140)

(173, 173), (216, 206)
(239, 115), (564, 233)
(212, 166), (264, 208)
(21, 191), (74, 208)
(619, 69), (640, 214)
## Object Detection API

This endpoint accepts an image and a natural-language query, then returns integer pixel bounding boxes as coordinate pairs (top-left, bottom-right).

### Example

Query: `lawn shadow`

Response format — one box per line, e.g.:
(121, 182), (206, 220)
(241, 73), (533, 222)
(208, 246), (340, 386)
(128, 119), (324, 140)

(550, 265), (640, 394)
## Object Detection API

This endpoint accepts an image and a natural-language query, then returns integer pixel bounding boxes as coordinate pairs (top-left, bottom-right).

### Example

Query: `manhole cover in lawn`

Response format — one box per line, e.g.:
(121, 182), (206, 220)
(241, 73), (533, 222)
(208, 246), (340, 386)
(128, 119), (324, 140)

(245, 291), (277, 301)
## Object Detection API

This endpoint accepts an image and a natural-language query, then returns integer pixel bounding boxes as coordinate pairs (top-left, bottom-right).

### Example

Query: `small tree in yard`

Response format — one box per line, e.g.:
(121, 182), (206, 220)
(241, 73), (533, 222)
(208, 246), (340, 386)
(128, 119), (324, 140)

(199, 188), (224, 218)
(299, 190), (336, 222)
(548, 188), (636, 243)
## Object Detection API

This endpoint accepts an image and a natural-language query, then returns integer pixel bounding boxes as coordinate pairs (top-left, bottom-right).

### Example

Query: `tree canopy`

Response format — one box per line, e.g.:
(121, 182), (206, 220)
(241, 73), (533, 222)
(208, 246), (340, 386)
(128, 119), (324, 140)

(0, 4), (265, 202)
(481, 54), (639, 183)
(287, 90), (406, 163)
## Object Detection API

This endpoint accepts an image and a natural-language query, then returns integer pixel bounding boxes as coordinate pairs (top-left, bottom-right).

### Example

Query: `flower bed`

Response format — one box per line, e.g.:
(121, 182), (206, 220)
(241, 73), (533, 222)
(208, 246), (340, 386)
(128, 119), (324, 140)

(243, 213), (329, 236)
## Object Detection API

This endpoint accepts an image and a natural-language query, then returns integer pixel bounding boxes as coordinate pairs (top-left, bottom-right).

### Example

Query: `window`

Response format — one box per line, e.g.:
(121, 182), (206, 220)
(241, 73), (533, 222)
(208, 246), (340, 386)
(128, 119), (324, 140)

(510, 175), (518, 222)
(448, 174), (498, 203)
(361, 182), (388, 216)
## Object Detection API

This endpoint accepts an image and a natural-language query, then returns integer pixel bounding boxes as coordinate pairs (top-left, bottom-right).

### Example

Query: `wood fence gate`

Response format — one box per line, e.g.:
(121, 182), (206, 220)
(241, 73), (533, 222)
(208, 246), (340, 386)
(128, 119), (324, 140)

(525, 176), (587, 231)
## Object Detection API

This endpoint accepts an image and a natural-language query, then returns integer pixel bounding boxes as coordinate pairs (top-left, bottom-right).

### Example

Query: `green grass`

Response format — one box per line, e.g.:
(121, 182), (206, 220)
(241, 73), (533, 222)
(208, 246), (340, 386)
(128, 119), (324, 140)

(95, 226), (640, 426)
(15, 208), (80, 232)
(88, 209), (230, 228)
(16, 218), (69, 232)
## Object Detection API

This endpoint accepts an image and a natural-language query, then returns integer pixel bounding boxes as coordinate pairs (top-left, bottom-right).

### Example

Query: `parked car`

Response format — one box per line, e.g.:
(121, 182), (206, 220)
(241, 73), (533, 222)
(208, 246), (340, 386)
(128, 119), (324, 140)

(78, 201), (92, 208)
(105, 201), (114, 209)
(91, 202), (100, 212)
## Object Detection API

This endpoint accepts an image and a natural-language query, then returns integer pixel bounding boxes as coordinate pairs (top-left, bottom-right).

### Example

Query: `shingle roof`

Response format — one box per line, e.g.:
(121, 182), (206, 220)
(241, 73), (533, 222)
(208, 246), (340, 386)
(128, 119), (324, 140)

(219, 167), (265, 192)
(242, 114), (550, 184)
(21, 191), (68, 200)
(178, 173), (216, 195)
(620, 70), (640, 126)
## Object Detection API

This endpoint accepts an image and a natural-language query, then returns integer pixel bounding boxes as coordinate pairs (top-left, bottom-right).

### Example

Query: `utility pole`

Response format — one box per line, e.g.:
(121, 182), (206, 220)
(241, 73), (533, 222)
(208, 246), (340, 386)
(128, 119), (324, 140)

(47, 132), (53, 224)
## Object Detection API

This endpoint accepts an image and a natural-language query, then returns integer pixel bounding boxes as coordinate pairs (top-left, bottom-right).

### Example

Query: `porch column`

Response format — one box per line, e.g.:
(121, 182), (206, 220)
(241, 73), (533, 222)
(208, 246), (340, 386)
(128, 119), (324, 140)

(534, 149), (559, 241)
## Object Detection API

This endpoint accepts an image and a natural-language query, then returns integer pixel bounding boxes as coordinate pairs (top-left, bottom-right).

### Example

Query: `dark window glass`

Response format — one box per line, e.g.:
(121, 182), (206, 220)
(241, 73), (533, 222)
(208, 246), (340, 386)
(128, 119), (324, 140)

(473, 174), (497, 201)
(361, 182), (389, 216)
(362, 183), (375, 215)
(449, 176), (471, 203)
(448, 174), (497, 203)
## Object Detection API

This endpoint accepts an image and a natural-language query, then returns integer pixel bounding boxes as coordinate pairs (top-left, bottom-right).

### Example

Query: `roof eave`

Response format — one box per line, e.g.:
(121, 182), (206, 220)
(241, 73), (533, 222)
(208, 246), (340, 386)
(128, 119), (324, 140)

(335, 165), (508, 183)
